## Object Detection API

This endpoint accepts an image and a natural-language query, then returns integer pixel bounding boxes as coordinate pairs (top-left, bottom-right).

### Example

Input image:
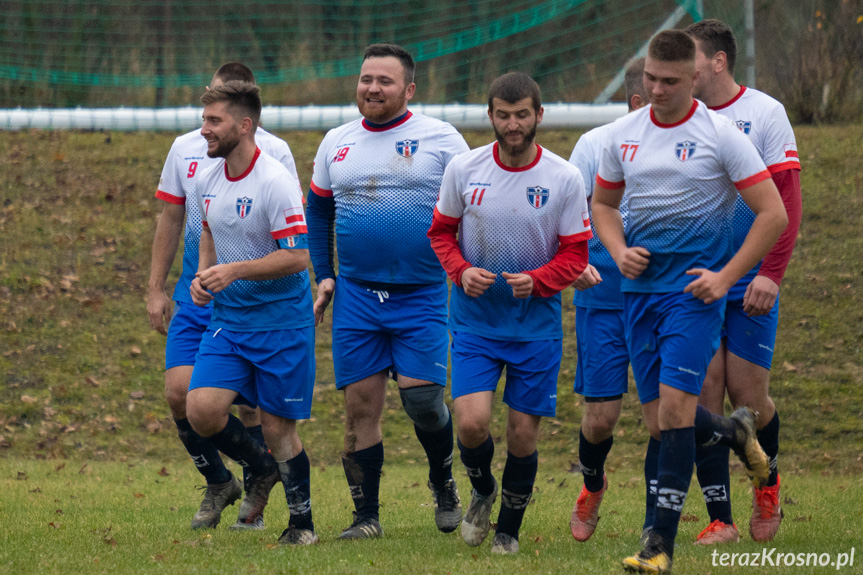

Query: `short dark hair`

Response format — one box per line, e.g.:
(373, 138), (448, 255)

(685, 19), (738, 74)
(647, 29), (696, 63)
(213, 62), (256, 84)
(200, 80), (262, 126)
(623, 57), (646, 110)
(487, 72), (542, 113)
(363, 43), (415, 84)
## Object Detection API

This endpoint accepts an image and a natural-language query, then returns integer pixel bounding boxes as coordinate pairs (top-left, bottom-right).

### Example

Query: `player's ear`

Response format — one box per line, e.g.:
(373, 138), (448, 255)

(405, 82), (416, 101)
(536, 105), (544, 125)
(241, 116), (254, 134)
(630, 94), (645, 111)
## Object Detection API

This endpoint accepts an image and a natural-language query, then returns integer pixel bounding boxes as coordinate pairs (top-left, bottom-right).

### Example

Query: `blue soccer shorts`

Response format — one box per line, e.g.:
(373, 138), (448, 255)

(722, 279), (780, 370)
(574, 306), (631, 399)
(331, 276), (448, 388)
(624, 291), (724, 404)
(450, 331), (562, 417)
(188, 325), (315, 420)
(165, 302), (212, 370)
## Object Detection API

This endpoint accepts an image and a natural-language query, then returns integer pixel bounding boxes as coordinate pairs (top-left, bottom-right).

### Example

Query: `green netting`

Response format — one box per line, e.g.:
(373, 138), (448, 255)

(1, 0), (717, 108)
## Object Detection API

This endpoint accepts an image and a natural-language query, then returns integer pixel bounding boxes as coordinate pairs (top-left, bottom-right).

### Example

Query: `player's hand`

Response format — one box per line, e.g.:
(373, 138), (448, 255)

(146, 289), (172, 336)
(742, 275), (779, 317)
(313, 278), (335, 326)
(502, 272), (534, 299)
(196, 264), (236, 295)
(190, 277), (214, 307)
(461, 267), (496, 298)
(684, 268), (733, 304)
(617, 247), (651, 279)
(573, 264), (602, 291)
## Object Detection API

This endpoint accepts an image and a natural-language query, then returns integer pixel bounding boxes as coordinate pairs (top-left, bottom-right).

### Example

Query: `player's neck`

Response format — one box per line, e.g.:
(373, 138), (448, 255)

(653, 98), (695, 125)
(225, 139), (258, 179)
(498, 142), (539, 169)
(705, 77), (741, 108)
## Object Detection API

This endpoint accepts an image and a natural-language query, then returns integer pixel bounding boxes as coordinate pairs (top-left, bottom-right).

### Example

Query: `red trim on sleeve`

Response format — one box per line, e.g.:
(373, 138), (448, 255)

(734, 169), (772, 191)
(596, 175), (625, 190)
(767, 160), (801, 174)
(785, 150), (799, 159)
(272, 226), (308, 240)
(284, 214), (305, 225)
(492, 142), (543, 172)
(650, 100), (698, 128)
(224, 147), (261, 182)
(757, 168), (802, 286)
(310, 180), (333, 198)
(427, 207), (471, 288)
(202, 221), (209, 228)
(155, 190), (185, 205)
(524, 237), (589, 297)
(708, 86), (747, 111)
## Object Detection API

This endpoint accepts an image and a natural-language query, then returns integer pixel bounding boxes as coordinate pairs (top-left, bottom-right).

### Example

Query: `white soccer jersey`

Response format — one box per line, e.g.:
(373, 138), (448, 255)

(310, 112), (469, 284)
(436, 142), (591, 340)
(197, 148), (311, 330)
(596, 101), (770, 293)
(155, 127), (299, 305)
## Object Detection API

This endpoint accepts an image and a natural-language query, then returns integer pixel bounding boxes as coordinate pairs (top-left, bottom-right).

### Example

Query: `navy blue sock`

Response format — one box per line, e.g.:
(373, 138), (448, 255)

(342, 442), (384, 520)
(496, 450), (538, 539)
(694, 405), (738, 447)
(653, 428), (695, 557)
(243, 424), (267, 487)
(206, 414), (276, 476)
(644, 436), (660, 530)
(695, 443), (733, 525)
(414, 411), (455, 486)
(757, 411), (780, 486)
(458, 435), (495, 496)
(579, 429), (613, 493)
(174, 418), (232, 484)
(277, 449), (313, 531)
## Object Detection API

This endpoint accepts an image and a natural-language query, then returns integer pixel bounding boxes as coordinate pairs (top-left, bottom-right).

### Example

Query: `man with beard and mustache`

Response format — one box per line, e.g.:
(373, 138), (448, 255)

(147, 63), (299, 531)
(427, 72), (592, 555)
(185, 81), (318, 546)
(306, 44), (469, 540)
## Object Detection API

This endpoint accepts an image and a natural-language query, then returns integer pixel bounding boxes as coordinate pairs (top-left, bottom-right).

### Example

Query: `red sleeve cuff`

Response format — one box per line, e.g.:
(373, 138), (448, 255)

(734, 169), (772, 191)
(155, 190), (185, 205)
(310, 181), (333, 198)
(596, 175), (625, 190)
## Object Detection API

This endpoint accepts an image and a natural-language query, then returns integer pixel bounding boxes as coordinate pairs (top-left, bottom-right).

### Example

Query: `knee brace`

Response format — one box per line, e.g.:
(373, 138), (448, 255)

(399, 385), (449, 432)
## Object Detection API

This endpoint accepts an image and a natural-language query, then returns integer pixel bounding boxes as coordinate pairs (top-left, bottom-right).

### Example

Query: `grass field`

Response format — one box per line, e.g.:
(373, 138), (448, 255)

(0, 125), (862, 573)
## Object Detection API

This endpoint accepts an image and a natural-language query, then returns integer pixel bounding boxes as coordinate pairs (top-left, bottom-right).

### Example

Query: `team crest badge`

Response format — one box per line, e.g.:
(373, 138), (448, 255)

(236, 196), (253, 218)
(285, 236), (298, 248)
(675, 141), (697, 161)
(395, 139), (419, 157)
(735, 120), (752, 135)
(526, 186), (550, 209)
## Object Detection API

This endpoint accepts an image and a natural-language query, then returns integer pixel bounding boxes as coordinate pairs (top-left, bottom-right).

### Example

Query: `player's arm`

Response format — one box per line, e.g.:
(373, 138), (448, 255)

(147, 201), (185, 334)
(511, 235), (589, 298)
(744, 168), (802, 315)
(685, 177), (788, 304)
(592, 182), (650, 280)
(197, 246), (309, 293)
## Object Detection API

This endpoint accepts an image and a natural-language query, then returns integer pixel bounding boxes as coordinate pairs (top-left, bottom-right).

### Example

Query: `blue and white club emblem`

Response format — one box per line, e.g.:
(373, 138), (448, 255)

(675, 141), (697, 161)
(526, 186), (550, 209)
(735, 120), (752, 135)
(236, 196), (253, 218)
(395, 139), (419, 157)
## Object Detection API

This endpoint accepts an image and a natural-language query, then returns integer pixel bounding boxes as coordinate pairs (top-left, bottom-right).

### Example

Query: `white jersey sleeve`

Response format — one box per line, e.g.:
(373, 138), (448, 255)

(157, 138), (190, 205)
(435, 157), (467, 220)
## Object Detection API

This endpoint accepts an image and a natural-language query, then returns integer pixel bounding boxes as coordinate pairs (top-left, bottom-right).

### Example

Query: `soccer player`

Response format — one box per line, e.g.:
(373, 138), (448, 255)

(591, 30), (788, 573)
(185, 81), (317, 545)
(428, 72), (592, 554)
(147, 63), (300, 530)
(685, 19), (802, 544)
(568, 57), (647, 543)
(306, 44), (470, 539)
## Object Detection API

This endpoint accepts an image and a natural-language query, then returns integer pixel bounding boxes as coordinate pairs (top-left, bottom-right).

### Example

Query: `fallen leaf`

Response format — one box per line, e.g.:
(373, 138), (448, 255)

(680, 513), (699, 522)
(130, 346), (141, 356)
(782, 362), (798, 372)
(158, 467), (170, 477)
(129, 391), (145, 400)
(48, 522), (60, 528)
(86, 377), (100, 388)
(55, 463), (66, 472)
(21, 395), (38, 404)
(793, 515), (811, 522)
(134, 493), (145, 498)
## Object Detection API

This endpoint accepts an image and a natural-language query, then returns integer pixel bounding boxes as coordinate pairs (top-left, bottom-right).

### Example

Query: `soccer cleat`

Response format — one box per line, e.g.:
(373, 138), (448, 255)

(235, 468), (279, 526)
(622, 532), (673, 573)
(338, 512), (384, 540)
(429, 478), (462, 533)
(750, 474), (783, 542)
(490, 532), (519, 555)
(461, 477), (498, 547)
(694, 520), (739, 545)
(229, 514), (265, 531)
(639, 527), (653, 547)
(570, 474), (607, 542)
(278, 526), (319, 545)
(190, 475), (242, 529)
(729, 407), (771, 488)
